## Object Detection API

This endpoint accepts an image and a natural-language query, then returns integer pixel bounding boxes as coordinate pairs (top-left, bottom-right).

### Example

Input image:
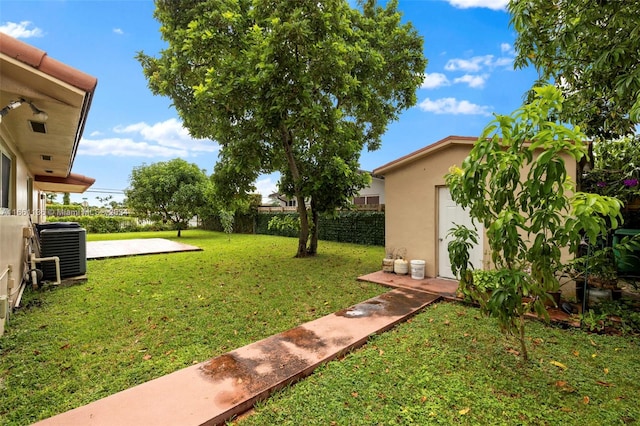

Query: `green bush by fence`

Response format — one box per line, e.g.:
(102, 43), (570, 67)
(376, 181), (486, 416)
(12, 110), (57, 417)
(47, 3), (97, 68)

(48, 211), (385, 243)
(203, 211), (384, 246)
(319, 211), (385, 246)
(47, 216), (146, 233)
(201, 214), (256, 235)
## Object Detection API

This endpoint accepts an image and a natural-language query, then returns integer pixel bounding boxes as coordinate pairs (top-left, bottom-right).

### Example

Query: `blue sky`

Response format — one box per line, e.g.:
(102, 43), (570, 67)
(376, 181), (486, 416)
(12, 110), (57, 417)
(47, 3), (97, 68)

(1, 0), (538, 205)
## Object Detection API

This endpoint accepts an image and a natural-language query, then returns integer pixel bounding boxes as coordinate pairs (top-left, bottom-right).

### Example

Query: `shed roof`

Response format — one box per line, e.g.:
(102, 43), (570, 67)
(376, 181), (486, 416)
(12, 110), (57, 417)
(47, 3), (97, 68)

(373, 136), (477, 176)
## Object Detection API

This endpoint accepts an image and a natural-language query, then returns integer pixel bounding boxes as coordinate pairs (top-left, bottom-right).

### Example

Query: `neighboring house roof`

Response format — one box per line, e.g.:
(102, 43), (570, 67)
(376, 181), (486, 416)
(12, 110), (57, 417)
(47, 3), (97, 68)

(373, 135), (478, 176)
(0, 32), (97, 193)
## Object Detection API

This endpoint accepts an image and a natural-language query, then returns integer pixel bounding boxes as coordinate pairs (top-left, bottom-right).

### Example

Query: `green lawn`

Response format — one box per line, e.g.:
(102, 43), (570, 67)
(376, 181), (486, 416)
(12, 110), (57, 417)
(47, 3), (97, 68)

(0, 230), (384, 425)
(236, 301), (640, 425)
(1, 230), (639, 426)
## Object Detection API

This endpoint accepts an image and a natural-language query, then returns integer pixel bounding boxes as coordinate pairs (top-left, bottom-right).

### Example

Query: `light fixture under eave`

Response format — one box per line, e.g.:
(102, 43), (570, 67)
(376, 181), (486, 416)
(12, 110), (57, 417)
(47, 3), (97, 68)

(0, 98), (48, 124)
(0, 99), (24, 123)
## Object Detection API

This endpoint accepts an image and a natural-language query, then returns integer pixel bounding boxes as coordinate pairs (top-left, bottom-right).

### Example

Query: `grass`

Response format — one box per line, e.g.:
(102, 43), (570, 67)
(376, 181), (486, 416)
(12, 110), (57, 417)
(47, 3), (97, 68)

(236, 302), (640, 426)
(2, 230), (639, 425)
(0, 230), (384, 425)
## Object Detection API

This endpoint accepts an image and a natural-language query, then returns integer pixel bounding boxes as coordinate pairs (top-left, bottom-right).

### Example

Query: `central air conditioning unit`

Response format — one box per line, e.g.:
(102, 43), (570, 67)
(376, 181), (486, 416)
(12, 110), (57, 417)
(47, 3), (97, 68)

(36, 222), (87, 280)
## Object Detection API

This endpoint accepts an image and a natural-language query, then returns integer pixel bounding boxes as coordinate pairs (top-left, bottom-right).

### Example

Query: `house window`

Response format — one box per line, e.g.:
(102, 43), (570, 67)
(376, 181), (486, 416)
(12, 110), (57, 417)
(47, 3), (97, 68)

(353, 195), (379, 205)
(1, 152), (11, 213)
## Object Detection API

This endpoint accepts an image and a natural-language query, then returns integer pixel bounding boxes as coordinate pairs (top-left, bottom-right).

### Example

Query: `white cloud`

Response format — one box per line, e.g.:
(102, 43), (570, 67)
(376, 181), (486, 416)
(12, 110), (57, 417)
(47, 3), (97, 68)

(421, 73), (450, 89)
(445, 0), (508, 10)
(453, 74), (487, 89)
(0, 21), (43, 38)
(418, 97), (492, 116)
(113, 28), (124, 35)
(500, 42), (512, 53)
(113, 118), (218, 153)
(81, 118), (218, 158)
(78, 138), (189, 158)
(445, 54), (513, 72)
(255, 175), (279, 203)
(493, 57), (513, 68)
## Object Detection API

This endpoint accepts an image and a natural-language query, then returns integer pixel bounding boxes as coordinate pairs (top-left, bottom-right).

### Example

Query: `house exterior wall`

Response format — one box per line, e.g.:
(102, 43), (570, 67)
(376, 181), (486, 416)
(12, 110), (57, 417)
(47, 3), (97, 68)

(379, 137), (579, 279)
(0, 33), (97, 336)
(0, 132), (38, 335)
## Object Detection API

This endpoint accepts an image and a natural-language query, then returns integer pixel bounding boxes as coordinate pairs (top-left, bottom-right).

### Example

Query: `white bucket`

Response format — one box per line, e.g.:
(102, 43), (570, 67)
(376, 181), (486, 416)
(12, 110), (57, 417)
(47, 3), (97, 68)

(394, 259), (409, 275)
(410, 260), (426, 280)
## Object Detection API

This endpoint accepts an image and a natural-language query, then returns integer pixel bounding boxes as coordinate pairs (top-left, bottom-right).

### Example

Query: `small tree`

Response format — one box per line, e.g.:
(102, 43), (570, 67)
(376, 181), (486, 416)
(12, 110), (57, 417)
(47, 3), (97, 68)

(218, 210), (234, 241)
(445, 86), (622, 361)
(62, 192), (70, 205)
(125, 158), (211, 237)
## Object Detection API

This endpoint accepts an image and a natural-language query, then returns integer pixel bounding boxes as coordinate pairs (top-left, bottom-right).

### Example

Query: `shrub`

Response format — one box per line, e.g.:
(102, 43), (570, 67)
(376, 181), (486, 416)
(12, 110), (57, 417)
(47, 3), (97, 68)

(47, 215), (139, 233)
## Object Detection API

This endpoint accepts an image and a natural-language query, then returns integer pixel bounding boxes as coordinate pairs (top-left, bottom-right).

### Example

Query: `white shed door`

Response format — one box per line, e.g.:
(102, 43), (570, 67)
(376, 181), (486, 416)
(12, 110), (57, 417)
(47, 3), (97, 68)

(438, 187), (483, 279)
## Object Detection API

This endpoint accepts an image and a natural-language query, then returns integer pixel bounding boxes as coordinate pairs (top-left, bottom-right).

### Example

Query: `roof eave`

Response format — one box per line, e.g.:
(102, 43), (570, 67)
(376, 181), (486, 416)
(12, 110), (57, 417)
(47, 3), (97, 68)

(373, 135), (478, 176)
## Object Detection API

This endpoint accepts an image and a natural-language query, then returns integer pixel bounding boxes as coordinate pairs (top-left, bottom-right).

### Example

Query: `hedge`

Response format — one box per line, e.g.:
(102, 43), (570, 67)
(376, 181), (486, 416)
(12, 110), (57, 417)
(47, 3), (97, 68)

(47, 215), (141, 233)
(201, 214), (256, 235)
(318, 211), (385, 246)
(203, 211), (385, 246)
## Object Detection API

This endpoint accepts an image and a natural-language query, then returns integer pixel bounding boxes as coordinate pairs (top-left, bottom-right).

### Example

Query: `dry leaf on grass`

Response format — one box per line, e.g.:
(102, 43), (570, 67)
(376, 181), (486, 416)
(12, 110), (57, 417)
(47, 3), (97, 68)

(550, 360), (568, 370)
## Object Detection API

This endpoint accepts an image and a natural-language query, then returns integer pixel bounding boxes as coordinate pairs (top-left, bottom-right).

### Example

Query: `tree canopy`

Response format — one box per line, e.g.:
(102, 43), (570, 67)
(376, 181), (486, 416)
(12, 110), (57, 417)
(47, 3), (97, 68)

(509, 0), (640, 139)
(125, 158), (211, 237)
(137, 0), (426, 257)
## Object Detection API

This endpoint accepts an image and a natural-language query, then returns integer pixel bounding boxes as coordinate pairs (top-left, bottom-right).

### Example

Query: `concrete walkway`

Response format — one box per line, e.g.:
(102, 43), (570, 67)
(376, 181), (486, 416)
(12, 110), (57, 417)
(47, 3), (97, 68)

(34, 286), (441, 426)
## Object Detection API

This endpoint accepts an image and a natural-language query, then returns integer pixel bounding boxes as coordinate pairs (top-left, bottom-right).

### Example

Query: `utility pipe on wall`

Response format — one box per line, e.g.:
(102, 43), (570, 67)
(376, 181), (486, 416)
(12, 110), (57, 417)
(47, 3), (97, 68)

(0, 265), (10, 320)
(30, 253), (61, 287)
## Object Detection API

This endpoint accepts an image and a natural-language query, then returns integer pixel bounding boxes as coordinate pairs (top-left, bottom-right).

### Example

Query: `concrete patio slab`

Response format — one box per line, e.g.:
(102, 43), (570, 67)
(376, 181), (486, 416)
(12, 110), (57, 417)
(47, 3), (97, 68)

(86, 238), (202, 260)
(33, 287), (440, 426)
(358, 270), (459, 299)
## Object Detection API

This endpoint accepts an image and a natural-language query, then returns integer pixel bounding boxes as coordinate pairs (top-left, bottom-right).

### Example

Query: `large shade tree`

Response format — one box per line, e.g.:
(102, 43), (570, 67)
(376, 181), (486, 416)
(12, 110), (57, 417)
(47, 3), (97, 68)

(125, 158), (211, 237)
(509, 0), (640, 140)
(137, 0), (426, 257)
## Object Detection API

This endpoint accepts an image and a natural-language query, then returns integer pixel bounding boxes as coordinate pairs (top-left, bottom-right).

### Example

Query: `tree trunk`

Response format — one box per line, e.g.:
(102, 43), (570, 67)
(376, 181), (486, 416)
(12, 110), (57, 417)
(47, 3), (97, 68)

(280, 123), (308, 257)
(177, 228), (182, 238)
(308, 198), (319, 255)
(518, 314), (528, 362)
(295, 194), (309, 258)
